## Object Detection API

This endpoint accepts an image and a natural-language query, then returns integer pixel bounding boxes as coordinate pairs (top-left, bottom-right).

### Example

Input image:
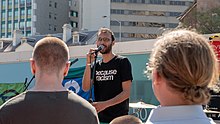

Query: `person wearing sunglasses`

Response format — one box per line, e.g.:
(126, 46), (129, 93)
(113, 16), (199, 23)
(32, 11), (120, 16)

(82, 27), (133, 123)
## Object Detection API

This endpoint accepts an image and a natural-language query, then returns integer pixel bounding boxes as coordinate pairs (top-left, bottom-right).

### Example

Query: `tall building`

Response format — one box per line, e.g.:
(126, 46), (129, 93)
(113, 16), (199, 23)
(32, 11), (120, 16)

(69, 0), (194, 41)
(0, 0), (70, 38)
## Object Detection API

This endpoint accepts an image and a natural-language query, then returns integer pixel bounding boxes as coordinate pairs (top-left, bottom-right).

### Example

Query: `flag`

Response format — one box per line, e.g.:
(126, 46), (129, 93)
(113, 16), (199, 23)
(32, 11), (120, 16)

(0, 83), (25, 105)
(62, 66), (94, 100)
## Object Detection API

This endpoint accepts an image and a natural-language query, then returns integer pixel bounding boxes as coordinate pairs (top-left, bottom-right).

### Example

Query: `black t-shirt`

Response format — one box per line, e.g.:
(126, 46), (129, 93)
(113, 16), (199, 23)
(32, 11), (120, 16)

(94, 55), (133, 122)
(0, 91), (99, 124)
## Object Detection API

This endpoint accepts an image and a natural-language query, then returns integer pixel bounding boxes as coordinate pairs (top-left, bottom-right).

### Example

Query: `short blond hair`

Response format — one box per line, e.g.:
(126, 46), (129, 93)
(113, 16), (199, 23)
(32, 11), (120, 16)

(147, 29), (219, 104)
(110, 115), (142, 124)
(32, 37), (69, 73)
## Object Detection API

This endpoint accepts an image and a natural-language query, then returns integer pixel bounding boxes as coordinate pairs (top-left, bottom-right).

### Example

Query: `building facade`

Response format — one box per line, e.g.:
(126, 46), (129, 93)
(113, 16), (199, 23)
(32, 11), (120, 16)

(69, 0), (194, 41)
(0, 0), (70, 38)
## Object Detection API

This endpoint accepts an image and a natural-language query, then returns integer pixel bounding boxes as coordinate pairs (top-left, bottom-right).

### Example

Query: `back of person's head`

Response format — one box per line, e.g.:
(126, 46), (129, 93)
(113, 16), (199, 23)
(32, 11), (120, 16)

(97, 27), (115, 41)
(147, 29), (219, 104)
(32, 37), (69, 74)
(110, 115), (142, 124)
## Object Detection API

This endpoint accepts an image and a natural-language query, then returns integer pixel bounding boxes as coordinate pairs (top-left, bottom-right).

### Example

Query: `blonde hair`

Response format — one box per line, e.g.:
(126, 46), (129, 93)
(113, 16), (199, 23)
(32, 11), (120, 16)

(32, 37), (69, 73)
(147, 29), (219, 104)
(110, 115), (142, 124)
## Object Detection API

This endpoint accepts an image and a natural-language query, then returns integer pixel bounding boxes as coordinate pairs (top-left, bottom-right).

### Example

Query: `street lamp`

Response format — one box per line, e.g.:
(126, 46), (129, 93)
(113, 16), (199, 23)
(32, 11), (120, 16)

(102, 16), (121, 42)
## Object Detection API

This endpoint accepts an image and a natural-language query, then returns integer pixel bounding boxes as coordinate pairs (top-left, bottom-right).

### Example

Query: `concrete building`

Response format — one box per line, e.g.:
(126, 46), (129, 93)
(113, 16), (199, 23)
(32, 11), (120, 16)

(69, 0), (194, 41)
(0, 24), (98, 53)
(0, 0), (70, 38)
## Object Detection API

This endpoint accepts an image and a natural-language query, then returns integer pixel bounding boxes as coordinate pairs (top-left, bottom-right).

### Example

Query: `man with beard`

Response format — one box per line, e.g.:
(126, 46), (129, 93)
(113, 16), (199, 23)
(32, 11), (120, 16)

(82, 27), (133, 123)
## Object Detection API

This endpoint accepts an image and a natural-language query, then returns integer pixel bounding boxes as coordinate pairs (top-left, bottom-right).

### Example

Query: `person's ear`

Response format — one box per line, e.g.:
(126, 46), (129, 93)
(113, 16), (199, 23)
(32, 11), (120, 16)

(30, 58), (36, 75)
(112, 40), (115, 46)
(152, 70), (162, 86)
(64, 61), (70, 76)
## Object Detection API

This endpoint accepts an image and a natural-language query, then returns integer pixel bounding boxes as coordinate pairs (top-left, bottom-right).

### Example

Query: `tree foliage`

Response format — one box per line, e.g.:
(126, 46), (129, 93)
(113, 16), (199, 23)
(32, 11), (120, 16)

(196, 8), (220, 34)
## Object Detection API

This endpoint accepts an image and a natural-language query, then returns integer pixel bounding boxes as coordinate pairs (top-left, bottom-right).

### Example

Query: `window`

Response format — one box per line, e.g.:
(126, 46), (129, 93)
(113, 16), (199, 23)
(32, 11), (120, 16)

(149, 0), (165, 4)
(8, 10), (12, 20)
(2, 0), (6, 9)
(54, 2), (57, 8)
(8, 0), (12, 8)
(27, 0), (31, 3)
(20, 8), (25, 18)
(14, 21), (19, 29)
(27, 19), (31, 27)
(1, 11), (6, 20)
(1, 23), (5, 31)
(54, 14), (57, 19)
(14, 9), (19, 19)
(27, 7), (32, 18)
(49, 1), (52, 7)
(169, 12), (181, 17)
(8, 22), (12, 30)
(49, 24), (52, 30)
(26, 31), (31, 36)
(1, 33), (6, 38)
(14, 0), (19, 7)
(71, 21), (78, 28)
(20, 21), (25, 28)
(20, 0), (25, 6)
(7, 33), (12, 38)
(49, 12), (52, 18)
(170, 1), (185, 6)
(54, 25), (57, 31)
(70, 11), (78, 17)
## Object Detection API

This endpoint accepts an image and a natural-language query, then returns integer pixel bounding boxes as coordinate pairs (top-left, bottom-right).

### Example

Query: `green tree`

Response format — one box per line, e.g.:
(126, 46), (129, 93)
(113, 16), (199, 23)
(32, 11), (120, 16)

(196, 8), (220, 33)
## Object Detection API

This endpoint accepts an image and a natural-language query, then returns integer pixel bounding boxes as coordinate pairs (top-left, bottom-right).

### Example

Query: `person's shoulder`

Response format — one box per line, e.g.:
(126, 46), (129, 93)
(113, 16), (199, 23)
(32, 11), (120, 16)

(68, 91), (95, 109)
(0, 92), (26, 111)
(115, 55), (129, 61)
(115, 55), (126, 59)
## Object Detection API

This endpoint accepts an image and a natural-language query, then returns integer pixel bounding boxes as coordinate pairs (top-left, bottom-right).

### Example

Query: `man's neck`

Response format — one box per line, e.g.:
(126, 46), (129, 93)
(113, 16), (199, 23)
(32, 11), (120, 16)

(102, 52), (115, 63)
(30, 73), (67, 91)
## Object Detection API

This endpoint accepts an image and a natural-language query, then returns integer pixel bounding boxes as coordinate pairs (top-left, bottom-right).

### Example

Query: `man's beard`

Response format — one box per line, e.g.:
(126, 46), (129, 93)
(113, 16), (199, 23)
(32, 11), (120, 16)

(100, 44), (112, 54)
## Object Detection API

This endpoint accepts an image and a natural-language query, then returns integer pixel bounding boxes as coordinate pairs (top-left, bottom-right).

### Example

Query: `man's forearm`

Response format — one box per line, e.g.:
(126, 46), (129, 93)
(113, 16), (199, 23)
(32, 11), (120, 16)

(104, 89), (130, 108)
(82, 64), (92, 91)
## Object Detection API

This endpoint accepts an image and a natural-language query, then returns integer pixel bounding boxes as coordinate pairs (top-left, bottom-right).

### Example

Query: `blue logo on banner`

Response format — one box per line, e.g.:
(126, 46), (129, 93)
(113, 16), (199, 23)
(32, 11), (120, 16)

(62, 78), (94, 100)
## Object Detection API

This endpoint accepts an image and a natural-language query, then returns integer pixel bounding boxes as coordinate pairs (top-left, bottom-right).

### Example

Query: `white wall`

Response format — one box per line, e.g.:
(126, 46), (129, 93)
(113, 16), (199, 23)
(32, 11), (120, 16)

(0, 39), (156, 63)
(82, 0), (110, 31)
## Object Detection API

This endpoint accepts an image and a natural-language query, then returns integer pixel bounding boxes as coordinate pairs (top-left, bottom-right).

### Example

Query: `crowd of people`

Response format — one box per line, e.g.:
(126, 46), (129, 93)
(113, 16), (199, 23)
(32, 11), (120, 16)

(0, 28), (219, 124)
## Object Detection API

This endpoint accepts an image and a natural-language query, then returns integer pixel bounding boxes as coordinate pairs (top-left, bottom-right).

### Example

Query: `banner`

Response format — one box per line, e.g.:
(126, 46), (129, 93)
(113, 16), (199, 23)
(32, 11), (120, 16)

(209, 34), (220, 73)
(0, 66), (94, 106)
(62, 66), (94, 100)
(0, 83), (25, 105)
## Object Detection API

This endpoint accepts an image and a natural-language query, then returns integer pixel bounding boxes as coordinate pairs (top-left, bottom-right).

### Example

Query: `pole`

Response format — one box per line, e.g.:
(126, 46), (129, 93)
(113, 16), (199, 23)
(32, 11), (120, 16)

(119, 21), (121, 42)
(113, 19), (121, 42)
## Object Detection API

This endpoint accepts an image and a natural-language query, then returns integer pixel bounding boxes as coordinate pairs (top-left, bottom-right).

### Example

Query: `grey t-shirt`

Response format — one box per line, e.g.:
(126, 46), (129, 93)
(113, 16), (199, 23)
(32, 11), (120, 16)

(0, 91), (99, 124)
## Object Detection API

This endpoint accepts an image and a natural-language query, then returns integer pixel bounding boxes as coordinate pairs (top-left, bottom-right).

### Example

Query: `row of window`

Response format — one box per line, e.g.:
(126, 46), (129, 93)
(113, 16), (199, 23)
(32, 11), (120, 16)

(49, 12), (57, 20)
(1, 7), (31, 21)
(110, 20), (178, 28)
(111, 0), (191, 6)
(114, 32), (159, 39)
(2, 0), (32, 9)
(49, 24), (57, 31)
(1, 30), (31, 38)
(1, 19), (31, 32)
(49, 1), (57, 8)
(111, 9), (182, 17)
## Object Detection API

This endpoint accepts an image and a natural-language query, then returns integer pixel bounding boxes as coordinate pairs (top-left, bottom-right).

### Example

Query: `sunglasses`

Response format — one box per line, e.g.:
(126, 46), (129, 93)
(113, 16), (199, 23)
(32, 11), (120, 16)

(97, 37), (111, 42)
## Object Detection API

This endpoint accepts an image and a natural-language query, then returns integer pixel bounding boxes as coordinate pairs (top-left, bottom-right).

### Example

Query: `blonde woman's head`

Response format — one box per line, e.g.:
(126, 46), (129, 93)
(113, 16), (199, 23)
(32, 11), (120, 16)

(147, 29), (219, 104)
